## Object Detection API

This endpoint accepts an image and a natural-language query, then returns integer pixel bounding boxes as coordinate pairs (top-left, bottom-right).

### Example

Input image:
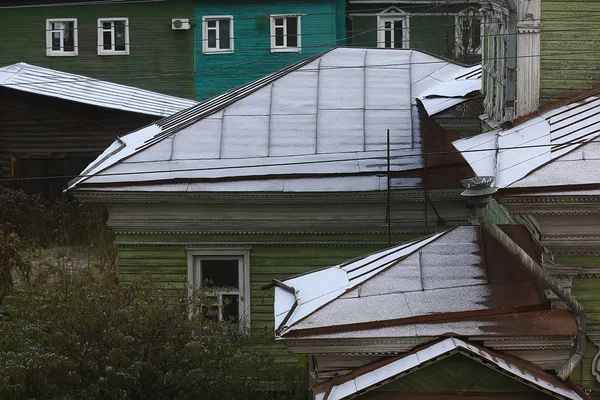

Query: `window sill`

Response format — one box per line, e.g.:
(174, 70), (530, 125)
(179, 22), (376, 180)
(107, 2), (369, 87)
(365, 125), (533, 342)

(270, 47), (301, 53)
(46, 51), (78, 57)
(202, 49), (234, 55)
(98, 50), (130, 56)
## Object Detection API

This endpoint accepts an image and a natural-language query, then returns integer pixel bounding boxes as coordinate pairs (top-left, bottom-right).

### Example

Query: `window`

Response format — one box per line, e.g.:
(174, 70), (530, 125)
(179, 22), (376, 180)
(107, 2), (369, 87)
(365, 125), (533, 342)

(202, 16), (234, 54)
(456, 8), (482, 58)
(97, 18), (129, 55)
(46, 19), (77, 56)
(270, 15), (301, 52)
(377, 15), (409, 49)
(187, 249), (250, 329)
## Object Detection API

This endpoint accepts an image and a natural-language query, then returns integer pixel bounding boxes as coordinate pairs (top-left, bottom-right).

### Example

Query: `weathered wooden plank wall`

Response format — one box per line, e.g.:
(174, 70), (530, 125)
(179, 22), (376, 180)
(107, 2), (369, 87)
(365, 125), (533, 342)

(540, 0), (600, 104)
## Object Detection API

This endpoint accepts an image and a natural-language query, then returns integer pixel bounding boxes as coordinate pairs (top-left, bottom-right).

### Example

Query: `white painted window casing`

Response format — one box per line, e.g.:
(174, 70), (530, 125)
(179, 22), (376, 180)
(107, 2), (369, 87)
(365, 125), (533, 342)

(46, 19), (78, 56)
(202, 16), (234, 54)
(187, 248), (251, 330)
(270, 14), (302, 52)
(376, 15), (409, 49)
(97, 18), (130, 55)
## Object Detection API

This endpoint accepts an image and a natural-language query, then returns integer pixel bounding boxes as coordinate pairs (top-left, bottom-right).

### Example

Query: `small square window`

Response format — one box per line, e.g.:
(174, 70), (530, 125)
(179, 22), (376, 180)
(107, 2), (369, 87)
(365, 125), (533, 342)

(202, 16), (234, 54)
(98, 18), (130, 55)
(270, 15), (302, 53)
(187, 249), (250, 329)
(46, 19), (78, 56)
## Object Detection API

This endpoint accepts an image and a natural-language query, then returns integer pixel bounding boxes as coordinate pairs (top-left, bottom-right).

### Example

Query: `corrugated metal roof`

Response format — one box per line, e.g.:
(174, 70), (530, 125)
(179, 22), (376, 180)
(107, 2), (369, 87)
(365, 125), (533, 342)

(275, 225), (562, 338)
(313, 338), (585, 400)
(0, 62), (198, 117)
(453, 94), (600, 189)
(67, 48), (481, 192)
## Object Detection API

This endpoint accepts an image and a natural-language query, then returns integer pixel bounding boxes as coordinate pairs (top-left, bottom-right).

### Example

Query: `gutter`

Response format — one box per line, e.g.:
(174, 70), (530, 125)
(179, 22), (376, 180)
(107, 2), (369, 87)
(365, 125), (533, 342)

(461, 176), (586, 381)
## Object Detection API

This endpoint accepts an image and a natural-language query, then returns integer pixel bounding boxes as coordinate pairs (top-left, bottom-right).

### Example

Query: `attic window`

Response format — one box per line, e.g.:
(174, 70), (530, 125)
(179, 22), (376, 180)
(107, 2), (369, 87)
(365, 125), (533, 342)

(270, 15), (301, 52)
(202, 16), (234, 54)
(456, 9), (482, 58)
(46, 19), (78, 56)
(97, 18), (130, 55)
(377, 14), (409, 49)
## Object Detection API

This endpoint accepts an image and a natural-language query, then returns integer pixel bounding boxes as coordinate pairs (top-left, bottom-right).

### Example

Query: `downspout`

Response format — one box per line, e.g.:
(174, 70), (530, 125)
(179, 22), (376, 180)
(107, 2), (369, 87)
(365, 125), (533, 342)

(461, 176), (586, 381)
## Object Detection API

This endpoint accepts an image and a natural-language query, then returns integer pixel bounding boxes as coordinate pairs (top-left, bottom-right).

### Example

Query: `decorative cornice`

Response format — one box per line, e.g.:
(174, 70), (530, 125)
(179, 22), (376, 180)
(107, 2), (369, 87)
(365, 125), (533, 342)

(117, 241), (393, 248)
(469, 336), (575, 351)
(282, 337), (433, 355)
(500, 196), (600, 205)
(73, 189), (464, 205)
(554, 251), (600, 258)
(588, 331), (600, 384)
(112, 228), (441, 236)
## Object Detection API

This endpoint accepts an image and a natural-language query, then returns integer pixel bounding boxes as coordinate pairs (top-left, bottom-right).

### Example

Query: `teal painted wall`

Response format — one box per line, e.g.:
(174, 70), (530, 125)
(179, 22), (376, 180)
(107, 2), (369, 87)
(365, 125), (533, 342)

(0, 1), (195, 99)
(192, 0), (345, 100)
(540, 0), (600, 104)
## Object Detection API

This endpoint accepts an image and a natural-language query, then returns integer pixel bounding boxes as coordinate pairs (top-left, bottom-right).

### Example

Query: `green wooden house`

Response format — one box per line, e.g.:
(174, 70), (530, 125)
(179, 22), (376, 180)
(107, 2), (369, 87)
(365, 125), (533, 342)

(346, 0), (483, 63)
(67, 47), (481, 367)
(0, 0), (196, 99)
(192, 0), (346, 100)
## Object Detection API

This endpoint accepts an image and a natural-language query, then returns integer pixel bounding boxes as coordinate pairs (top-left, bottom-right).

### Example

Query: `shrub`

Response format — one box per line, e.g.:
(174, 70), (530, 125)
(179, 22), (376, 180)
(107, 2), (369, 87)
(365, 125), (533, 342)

(0, 278), (309, 399)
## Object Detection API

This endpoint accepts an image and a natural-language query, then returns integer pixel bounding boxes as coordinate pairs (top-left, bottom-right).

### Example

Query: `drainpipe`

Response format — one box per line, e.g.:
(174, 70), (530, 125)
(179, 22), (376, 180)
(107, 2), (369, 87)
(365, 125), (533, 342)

(461, 176), (586, 381)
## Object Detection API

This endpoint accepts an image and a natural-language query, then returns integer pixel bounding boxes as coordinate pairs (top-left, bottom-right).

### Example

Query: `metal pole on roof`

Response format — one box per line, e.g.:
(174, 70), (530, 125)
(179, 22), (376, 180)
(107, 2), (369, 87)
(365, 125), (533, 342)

(386, 129), (391, 246)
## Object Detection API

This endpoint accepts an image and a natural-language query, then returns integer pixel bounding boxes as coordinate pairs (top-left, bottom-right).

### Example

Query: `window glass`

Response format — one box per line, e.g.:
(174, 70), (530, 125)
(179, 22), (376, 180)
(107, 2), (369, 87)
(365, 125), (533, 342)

(287, 17), (298, 47)
(207, 28), (217, 48)
(222, 294), (239, 322)
(115, 20), (126, 51)
(51, 31), (61, 51)
(275, 26), (284, 46)
(393, 20), (403, 48)
(201, 259), (239, 288)
(219, 19), (231, 49)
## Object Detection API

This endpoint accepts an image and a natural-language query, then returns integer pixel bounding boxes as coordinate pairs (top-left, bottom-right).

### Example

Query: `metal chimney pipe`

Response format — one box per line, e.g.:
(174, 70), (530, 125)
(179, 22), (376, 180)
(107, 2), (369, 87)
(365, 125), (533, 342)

(461, 177), (586, 381)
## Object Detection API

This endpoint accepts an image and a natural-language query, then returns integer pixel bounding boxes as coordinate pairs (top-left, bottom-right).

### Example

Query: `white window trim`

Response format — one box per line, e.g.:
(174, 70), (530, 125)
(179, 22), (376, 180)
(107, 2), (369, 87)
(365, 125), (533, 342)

(376, 14), (410, 49)
(187, 248), (251, 330)
(46, 18), (78, 57)
(270, 14), (302, 53)
(202, 15), (234, 54)
(97, 17), (130, 56)
(455, 8), (483, 56)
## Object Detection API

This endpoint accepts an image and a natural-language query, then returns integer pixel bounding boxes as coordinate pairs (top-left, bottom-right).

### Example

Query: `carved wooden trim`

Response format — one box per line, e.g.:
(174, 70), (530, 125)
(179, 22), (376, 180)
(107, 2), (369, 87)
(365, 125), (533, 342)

(588, 331), (600, 384)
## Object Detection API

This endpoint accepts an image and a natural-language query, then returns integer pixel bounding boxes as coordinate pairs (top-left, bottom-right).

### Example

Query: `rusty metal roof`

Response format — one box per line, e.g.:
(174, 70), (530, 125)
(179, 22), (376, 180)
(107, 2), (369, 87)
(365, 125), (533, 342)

(275, 225), (573, 339)
(313, 337), (586, 400)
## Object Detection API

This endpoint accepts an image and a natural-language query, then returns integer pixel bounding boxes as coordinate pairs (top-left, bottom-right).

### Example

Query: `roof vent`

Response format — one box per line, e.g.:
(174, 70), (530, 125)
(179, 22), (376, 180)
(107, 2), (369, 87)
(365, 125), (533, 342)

(461, 176), (497, 223)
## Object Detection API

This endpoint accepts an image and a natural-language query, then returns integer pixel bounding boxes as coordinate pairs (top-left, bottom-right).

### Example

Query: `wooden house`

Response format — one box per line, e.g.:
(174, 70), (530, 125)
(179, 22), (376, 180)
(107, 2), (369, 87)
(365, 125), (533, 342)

(346, 0), (483, 63)
(0, 63), (197, 196)
(455, 89), (600, 394)
(0, 0), (196, 99)
(67, 47), (481, 364)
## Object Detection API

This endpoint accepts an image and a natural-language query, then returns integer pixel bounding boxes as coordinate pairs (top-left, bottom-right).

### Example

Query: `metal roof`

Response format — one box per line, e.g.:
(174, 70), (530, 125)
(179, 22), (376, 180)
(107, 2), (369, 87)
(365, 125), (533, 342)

(274, 225), (574, 339)
(453, 93), (600, 190)
(313, 338), (585, 400)
(67, 48), (481, 192)
(0, 62), (198, 117)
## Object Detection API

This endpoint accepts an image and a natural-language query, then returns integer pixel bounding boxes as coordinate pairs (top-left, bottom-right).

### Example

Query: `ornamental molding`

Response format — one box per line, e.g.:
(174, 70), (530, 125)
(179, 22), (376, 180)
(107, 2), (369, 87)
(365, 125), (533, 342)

(282, 337), (433, 355)
(543, 234), (600, 241)
(118, 241), (392, 249)
(499, 196), (600, 205)
(74, 189), (463, 205)
(469, 336), (575, 351)
(113, 228), (441, 236)
(554, 251), (600, 258)
(588, 331), (600, 384)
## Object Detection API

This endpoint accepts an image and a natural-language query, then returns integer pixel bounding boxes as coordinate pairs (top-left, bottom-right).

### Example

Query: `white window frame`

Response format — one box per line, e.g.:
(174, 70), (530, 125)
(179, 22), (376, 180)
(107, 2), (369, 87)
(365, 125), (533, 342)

(187, 248), (251, 330)
(455, 8), (483, 57)
(46, 18), (78, 56)
(270, 14), (302, 53)
(202, 15), (234, 54)
(376, 14), (410, 49)
(97, 17), (130, 55)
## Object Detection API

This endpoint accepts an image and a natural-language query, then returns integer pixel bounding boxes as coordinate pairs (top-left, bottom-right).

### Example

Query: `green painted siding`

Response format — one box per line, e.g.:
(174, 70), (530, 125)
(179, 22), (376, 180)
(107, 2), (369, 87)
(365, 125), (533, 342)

(357, 353), (549, 399)
(193, 0), (345, 100)
(540, 0), (600, 104)
(0, 1), (195, 98)
(347, 3), (481, 63)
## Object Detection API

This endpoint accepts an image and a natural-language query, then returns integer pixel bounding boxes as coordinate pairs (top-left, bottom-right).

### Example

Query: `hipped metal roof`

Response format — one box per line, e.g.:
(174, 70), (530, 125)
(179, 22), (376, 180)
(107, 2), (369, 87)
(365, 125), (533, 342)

(0, 62), (198, 117)
(274, 225), (576, 339)
(453, 92), (600, 190)
(313, 337), (585, 400)
(67, 48), (481, 193)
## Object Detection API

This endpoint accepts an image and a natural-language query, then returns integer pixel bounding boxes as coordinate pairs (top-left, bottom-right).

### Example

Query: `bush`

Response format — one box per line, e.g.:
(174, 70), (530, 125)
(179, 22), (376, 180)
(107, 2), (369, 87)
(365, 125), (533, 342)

(0, 278), (309, 399)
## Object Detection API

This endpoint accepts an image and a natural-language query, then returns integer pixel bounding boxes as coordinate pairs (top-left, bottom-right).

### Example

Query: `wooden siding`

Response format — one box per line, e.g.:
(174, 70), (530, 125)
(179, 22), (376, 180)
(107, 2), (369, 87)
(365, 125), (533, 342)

(540, 0), (600, 104)
(0, 88), (157, 195)
(0, 1), (195, 99)
(192, 0), (345, 100)
(356, 354), (550, 399)
(347, 3), (480, 63)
